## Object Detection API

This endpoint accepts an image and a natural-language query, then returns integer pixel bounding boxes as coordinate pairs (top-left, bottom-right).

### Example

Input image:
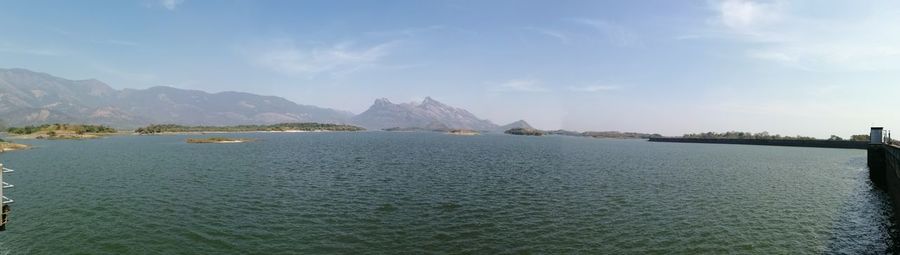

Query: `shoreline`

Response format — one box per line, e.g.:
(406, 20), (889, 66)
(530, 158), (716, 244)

(135, 130), (357, 135)
(5, 133), (120, 140)
(0, 142), (30, 152)
(648, 137), (868, 149)
(186, 137), (256, 144)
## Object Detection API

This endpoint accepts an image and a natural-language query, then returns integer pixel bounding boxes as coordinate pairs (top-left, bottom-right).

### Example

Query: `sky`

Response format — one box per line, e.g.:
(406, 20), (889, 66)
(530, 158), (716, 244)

(1, 0), (900, 137)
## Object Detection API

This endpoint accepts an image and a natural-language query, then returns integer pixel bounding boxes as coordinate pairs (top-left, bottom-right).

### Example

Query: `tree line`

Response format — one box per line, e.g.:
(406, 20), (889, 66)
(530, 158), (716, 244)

(682, 131), (816, 140)
(6, 124), (117, 135)
(135, 123), (365, 134)
(683, 131), (871, 141)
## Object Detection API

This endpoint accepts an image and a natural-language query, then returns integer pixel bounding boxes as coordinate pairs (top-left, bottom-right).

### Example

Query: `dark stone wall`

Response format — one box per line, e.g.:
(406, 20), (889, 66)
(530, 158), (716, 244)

(869, 145), (887, 189)
(874, 145), (900, 215)
(648, 137), (868, 149)
(866, 144), (900, 252)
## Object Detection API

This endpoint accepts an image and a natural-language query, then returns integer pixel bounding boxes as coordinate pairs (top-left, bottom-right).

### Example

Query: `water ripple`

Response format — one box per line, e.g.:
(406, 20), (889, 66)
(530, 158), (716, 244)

(0, 133), (891, 254)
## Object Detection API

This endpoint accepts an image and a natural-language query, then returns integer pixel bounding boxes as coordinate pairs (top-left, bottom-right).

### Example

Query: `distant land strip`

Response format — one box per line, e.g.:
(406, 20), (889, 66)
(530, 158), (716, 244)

(135, 123), (365, 134)
(648, 137), (867, 149)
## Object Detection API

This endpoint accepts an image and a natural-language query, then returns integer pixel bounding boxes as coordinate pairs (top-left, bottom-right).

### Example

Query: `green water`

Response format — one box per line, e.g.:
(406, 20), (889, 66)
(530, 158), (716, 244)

(0, 132), (893, 254)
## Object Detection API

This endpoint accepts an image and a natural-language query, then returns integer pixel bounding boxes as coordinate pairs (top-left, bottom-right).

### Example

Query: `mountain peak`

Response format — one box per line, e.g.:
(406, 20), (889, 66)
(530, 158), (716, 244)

(374, 98), (393, 106)
(353, 96), (498, 130)
(498, 120), (534, 131)
(420, 96), (447, 107)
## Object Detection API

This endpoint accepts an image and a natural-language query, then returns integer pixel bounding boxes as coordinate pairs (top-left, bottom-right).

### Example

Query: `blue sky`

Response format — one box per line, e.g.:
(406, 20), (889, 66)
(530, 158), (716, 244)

(2, 0), (900, 137)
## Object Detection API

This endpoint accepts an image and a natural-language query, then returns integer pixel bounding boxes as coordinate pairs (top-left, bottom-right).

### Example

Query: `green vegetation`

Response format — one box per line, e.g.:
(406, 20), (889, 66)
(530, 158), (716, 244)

(186, 137), (255, 143)
(7, 123), (117, 135)
(448, 129), (479, 136)
(682, 131), (816, 140)
(542, 130), (662, 139)
(383, 126), (451, 132)
(850, 134), (870, 141)
(505, 128), (544, 136)
(136, 123), (365, 134)
(5, 123), (117, 139)
(582, 131), (662, 139)
(544, 130), (582, 136)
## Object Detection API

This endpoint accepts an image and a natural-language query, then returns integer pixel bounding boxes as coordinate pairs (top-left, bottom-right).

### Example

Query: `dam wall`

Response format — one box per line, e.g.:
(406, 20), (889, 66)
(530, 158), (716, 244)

(649, 137), (868, 149)
(868, 144), (900, 214)
(869, 145), (887, 189)
(865, 127), (900, 218)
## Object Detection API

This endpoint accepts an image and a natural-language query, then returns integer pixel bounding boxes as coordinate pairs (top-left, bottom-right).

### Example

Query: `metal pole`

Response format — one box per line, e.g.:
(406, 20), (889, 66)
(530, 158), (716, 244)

(0, 163), (4, 209)
(0, 163), (6, 209)
(0, 163), (4, 231)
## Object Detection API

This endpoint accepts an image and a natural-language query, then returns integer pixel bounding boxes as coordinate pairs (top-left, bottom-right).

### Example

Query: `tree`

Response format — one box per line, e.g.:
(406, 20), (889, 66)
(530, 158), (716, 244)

(828, 135), (844, 141)
(850, 134), (870, 141)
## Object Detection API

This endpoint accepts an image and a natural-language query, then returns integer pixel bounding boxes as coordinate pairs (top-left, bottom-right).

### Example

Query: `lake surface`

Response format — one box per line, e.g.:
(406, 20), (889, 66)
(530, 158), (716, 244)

(0, 132), (894, 254)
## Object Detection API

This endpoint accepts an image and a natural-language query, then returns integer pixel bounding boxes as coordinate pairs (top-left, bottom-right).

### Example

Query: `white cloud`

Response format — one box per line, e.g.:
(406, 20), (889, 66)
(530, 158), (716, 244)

(716, 0), (784, 36)
(703, 0), (900, 71)
(569, 18), (637, 46)
(568, 85), (620, 92)
(246, 39), (398, 77)
(160, 0), (184, 10)
(490, 79), (550, 92)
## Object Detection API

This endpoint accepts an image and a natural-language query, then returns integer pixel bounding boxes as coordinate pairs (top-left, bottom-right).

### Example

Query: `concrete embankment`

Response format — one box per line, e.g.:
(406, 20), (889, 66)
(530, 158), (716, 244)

(648, 137), (868, 149)
(868, 144), (900, 221)
(868, 145), (888, 189)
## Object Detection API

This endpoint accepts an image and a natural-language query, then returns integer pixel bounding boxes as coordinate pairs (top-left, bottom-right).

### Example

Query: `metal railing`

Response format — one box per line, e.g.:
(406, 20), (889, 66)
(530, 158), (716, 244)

(887, 130), (894, 145)
(0, 163), (11, 231)
(0, 164), (12, 205)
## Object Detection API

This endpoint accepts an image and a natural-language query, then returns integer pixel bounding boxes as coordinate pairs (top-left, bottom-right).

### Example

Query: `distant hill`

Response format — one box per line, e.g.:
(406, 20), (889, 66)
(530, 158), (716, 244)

(504, 127), (544, 136)
(352, 97), (498, 130)
(496, 120), (533, 132)
(543, 129), (662, 139)
(0, 68), (352, 128)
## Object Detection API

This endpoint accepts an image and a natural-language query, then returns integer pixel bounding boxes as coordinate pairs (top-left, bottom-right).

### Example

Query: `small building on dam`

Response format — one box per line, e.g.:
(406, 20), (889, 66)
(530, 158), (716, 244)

(867, 127), (900, 213)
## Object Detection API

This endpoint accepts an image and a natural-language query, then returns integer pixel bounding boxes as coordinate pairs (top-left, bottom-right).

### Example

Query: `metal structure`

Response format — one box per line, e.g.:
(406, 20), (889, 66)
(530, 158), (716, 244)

(0, 163), (12, 231)
(872, 127), (884, 145)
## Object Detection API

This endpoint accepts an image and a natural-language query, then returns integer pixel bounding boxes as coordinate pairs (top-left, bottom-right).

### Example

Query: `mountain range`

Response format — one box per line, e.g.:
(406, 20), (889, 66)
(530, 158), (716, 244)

(0, 68), (527, 131)
(497, 120), (534, 131)
(351, 97), (499, 131)
(0, 68), (352, 128)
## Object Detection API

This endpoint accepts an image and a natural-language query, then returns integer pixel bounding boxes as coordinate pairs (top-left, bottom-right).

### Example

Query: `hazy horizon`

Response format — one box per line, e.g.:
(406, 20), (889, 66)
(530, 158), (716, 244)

(2, 0), (899, 137)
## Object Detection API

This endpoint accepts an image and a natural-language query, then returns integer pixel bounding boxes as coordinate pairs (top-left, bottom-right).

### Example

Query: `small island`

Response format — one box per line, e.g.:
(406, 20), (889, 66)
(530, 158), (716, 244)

(448, 129), (479, 136)
(136, 123), (365, 134)
(383, 121), (452, 133)
(383, 127), (443, 132)
(186, 137), (256, 144)
(0, 139), (29, 152)
(504, 128), (544, 136)
(6, 124), (117, 140)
